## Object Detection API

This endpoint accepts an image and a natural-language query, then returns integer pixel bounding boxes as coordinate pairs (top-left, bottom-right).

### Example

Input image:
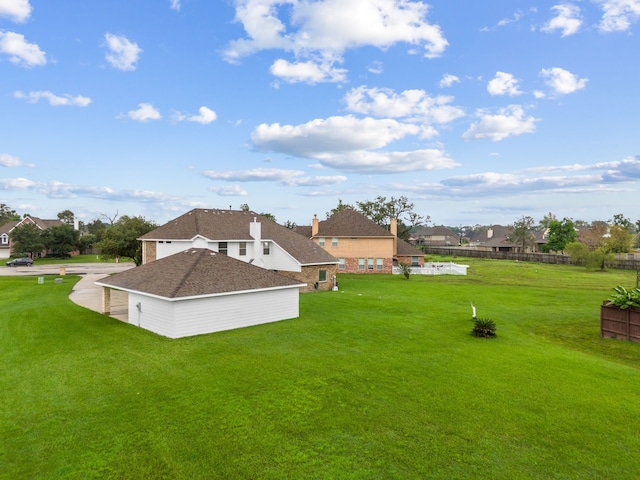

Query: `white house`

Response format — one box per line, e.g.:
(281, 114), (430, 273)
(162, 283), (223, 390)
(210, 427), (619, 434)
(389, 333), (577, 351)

(95, 248), (306, 339)
(139, 208), (339, 292)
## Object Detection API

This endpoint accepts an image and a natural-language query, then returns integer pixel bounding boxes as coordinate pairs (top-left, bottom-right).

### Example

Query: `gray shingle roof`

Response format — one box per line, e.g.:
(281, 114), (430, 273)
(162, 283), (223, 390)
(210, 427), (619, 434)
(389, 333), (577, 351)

(96, 248), (304, 299)
(315, 209), (394, 237)
(139, 209), (337, 266)
(396, 238), (422, 256)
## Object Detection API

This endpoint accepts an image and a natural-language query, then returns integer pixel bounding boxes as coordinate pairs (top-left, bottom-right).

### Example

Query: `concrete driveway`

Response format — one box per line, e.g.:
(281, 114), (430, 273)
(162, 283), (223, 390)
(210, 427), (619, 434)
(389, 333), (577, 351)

(0, 262), (135, 322)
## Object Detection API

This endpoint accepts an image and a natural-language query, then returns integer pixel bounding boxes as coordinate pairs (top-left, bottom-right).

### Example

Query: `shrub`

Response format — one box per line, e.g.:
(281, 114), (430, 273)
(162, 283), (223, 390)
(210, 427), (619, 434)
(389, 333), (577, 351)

(398, 262), (411, 279)
(606, 285), (640, 310)
(472, 318), (497, 338)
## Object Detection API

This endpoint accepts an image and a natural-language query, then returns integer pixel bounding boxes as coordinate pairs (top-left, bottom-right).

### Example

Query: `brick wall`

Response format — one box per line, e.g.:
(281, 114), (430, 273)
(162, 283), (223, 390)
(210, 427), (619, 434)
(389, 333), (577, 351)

(278, 264), (338, 293)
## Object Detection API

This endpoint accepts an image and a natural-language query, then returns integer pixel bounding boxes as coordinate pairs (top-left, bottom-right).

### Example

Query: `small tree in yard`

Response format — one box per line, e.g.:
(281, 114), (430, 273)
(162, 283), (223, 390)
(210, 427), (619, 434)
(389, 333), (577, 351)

(398, 262), (411, 279)
(472, 318), (497, 338)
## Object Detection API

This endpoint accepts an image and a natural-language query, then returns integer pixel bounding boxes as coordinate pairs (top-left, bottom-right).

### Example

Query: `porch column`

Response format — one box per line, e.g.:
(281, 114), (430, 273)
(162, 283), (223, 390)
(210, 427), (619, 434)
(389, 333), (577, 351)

(102, 286), (111, 315)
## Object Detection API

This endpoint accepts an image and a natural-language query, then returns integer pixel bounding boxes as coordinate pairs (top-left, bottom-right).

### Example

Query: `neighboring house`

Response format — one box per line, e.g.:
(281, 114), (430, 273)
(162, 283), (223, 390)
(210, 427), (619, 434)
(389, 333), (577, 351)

(466, 225), (518, 252)
(396, 237), (425, 267)
(299, 209), (423, 273)
(410, 226), (460, 247)
(138, 208), (338, 292)
(0, 216), (63, 259)
(96, 248), (306, 338)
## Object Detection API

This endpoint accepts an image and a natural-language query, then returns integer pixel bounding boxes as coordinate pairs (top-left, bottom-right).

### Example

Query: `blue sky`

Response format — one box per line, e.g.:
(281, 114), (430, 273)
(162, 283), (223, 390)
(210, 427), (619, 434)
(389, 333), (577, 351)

(1, 0), (639, 227)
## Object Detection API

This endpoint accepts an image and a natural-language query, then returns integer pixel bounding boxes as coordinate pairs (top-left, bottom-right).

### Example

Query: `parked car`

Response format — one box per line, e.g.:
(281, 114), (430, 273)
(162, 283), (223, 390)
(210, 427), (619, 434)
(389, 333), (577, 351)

(6, 257), (34, 267)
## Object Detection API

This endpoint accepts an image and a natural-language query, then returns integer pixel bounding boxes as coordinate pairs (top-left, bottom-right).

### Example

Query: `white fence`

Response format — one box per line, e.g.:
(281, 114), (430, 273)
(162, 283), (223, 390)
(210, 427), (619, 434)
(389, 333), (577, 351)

(393, 262), (469, 276)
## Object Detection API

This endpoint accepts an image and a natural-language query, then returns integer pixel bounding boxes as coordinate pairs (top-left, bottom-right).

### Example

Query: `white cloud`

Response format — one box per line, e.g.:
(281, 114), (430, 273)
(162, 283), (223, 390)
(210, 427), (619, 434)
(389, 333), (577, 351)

(209, 185), (248, 196)
(367, 60), (383, 74)
(0, 0), (31, 22)
(0, 153), (26, 167)
(0, 31), (46, 67)
(204, 168), (306, 182)
(224, 0), (447, 82)
(187, 106), (217, 124)
(439, 74), (460, 88)
(487, 72), (522, 96)
(126, 103), (161, 122)
(203, 168), (347, 187)
(250, 114), (458, 173)
(251, 115), (420, 158)
(270, 58), (347, 84)
(169, 0), (181, 11)
(14, 90), (91, 107)
(497, 10), (524, 27)
(541, 4), (582, 36)
(0, 177), (36, 189)
(540, 67), (587, 94)
(597, 0), (640, 32)
(463, 105), (539, 141)
(318, 149), (458, 174)
(104, 33), (142, 71)
(344, 86), (465, 124)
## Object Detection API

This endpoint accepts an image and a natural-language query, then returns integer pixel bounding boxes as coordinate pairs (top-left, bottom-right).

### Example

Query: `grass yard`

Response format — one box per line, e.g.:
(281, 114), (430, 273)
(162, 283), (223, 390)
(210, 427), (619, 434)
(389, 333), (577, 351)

(1, 258), (640, 479)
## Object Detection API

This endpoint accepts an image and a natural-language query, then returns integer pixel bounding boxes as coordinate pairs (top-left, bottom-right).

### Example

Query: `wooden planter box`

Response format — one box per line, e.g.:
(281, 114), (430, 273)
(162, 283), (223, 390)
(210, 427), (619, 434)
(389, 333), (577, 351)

(600, 302), (640, 342)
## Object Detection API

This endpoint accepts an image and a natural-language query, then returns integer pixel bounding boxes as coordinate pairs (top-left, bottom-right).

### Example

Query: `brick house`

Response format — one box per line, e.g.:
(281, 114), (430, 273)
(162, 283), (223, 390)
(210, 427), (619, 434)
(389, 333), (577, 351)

(138, 208), (338, 292)
(297, 209), (424, 273)
(0, 216), (64, 259)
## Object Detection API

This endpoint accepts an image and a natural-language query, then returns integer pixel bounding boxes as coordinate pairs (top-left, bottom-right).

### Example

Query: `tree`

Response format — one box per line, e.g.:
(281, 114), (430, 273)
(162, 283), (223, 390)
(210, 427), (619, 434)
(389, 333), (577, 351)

(539, 212), (557, 230)
(77, 233), (96, 254)
(0, 203), (20, 227)
(9, 223), (45, 258)
(42, 224), (80, 257)
(354, 196), (429, 240)
(85, 218), (108, 242)
(283, 220), (297, 229)
(506, 216), (535, 252)
(57, 209), (75, 225)
(240, 203), (250, 212)
(260, 212), (276, 222)
(566, 241), (613, 271)
(326, 199), (354, 219)
(541, 218), (577, 253)
(96, 216), (156, 265)
(607, 225), (634, 253)
(611, 213), (635, 233)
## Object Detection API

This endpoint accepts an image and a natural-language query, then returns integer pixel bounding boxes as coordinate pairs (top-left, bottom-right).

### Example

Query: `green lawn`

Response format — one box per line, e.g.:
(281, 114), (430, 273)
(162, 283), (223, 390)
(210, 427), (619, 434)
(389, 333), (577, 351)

(1, 259), (639, 479)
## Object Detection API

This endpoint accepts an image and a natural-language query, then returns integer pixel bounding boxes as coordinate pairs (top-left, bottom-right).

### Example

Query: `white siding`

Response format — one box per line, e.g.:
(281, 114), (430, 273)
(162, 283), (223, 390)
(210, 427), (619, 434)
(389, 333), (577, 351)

(172, 288), (300, 338)
(156, 240), (195, 259)
(127, 288), (300, 339)
(155, 239), (301, 272)
(127, 293), (176, 338)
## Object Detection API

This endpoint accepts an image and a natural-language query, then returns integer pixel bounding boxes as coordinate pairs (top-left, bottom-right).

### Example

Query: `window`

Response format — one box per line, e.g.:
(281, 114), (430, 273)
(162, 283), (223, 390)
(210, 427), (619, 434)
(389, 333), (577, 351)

(219, 242), (228, 255)
(376, 258), (383, 270)
(412, 256), (420, 266)
(1, 234), (8, 245)
(338, 258), (345, 270)
(319, 270), (327, 282)
(368, 258), (374, 270)
(331, 237), (338, 247)
(358, 258), (365, 270)
(318, 237), (325, 247)
(263, 241), (270, 255)
(239, 242), (247, 256)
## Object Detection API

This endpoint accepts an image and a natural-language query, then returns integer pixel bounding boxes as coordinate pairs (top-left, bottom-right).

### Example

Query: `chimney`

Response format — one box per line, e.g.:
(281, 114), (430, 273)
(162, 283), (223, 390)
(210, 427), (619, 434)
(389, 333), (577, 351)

(249, 217), (264, 266)
(391, 217), (398, 255)
(487, 227), (493, 239)
(312, 214), (319, 237)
